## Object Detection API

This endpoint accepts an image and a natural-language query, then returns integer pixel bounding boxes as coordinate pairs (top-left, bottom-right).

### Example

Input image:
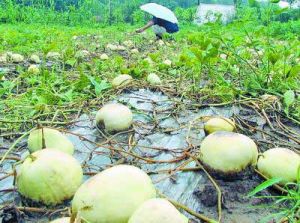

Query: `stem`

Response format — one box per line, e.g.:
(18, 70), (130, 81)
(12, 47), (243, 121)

(0, 128), (35, 166)
(157, 191), (219, 223)
(192, 157), (223, 222)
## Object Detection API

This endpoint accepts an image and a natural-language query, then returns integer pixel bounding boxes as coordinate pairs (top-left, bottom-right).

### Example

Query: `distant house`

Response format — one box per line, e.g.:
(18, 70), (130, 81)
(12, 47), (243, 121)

(291, 0), (300, 8)
(194, 3), (236, 25)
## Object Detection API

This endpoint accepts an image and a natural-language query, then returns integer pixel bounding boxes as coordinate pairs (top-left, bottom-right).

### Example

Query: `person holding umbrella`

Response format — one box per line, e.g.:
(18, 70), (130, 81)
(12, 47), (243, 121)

(135, 3), (179, 39)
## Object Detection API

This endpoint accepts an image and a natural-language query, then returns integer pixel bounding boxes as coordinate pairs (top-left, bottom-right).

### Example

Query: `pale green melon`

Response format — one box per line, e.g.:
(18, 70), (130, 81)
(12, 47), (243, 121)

(147, 73), (161, 85)
(11, 53), (24, 63)
(72, 165), (156, 223)
(204, 117), (235, 134)
(106, 44), (118, 51)
(28, 65), (40, 74)
(257, 148), (300, 185)
(131, 49), (139, 54)
(163, 59), (172, 66)
(49, 217), (70, 223)
(128, 198), (188, 223)
(117, 45), (126, 51)
(30, 54), (41, 63)
(144, 58), (153, 64)
(100, 53), (109, 60)
(17, 149), (83, 205)
(0, 53), (8, 63)
(75, 50), (90, 59)
(199, 131), (258, 174)
(123, 40), (134, 48)
(47, 52), (61, 60)
(96, 103), (133, 133)
(28, 127), (74, 154)
(112, 74), (133, 88)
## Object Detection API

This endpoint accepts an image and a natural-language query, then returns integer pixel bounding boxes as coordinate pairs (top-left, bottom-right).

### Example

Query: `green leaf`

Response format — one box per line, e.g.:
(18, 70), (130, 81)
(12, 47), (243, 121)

(66, 58), (76, 67)
(86, 75), (111, 96)
(270, 0), (280, 3)
(247, 178), (282, 197)
(274, 7), (289, 15)
(248, 0), (258, 7)
(288, 65), (300, 78)
(267, 52), (280, 64)
(283, 90), (295, 107)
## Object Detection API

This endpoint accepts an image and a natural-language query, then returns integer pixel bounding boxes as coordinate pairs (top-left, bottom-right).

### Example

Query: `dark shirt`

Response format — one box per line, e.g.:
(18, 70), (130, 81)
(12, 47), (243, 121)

(152, 17), (179, 33)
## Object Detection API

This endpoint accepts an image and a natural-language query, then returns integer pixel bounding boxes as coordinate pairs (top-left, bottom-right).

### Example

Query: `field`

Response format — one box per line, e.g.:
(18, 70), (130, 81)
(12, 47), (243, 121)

(0, 3), (300, 223)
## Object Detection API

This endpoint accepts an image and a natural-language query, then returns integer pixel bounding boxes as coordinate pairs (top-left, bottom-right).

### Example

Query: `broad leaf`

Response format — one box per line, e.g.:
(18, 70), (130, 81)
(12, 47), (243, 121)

(87, 75), (111, 96)
(283, 90), (295, 107)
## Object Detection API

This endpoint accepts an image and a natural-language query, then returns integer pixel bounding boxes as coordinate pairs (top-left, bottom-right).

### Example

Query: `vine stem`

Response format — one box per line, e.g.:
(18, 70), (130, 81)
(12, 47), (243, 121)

(0, 128), (35, 166)
(191, 156), (223, 223)
(157, 191), (219, 223)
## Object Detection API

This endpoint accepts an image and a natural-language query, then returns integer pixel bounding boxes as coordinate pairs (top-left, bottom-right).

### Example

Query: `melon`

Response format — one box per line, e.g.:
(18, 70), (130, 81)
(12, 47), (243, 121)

(72, 165), (156, 223)
(199, 131), (258, 174)
(17, 149), (83, 205)
(28, 127), (74, 155)
(257, 148), (300, 185)
(96, 103), (133, 133)
(128, 198), (188, 223)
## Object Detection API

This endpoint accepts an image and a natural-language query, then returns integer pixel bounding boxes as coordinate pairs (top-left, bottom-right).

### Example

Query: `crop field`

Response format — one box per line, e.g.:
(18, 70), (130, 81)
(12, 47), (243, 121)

(0, 1), (300, 223)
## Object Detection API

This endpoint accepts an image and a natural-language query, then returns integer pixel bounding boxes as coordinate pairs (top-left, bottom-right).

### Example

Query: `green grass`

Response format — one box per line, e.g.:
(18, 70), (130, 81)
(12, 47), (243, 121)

(248, 178), (300, 222)
(0, 18), (299, 132)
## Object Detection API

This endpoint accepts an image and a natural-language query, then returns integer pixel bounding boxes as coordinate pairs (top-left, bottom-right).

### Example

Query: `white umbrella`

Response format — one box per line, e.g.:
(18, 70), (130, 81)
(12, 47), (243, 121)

(140, 3), (178, 24)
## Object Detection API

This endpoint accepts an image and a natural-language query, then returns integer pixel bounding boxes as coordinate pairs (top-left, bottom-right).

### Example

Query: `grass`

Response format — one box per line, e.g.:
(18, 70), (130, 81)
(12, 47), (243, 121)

(248, 178), (300, 222)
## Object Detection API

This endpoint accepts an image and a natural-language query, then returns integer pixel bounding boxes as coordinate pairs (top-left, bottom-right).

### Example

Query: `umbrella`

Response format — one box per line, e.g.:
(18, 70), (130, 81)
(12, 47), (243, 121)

(140, 3), (178, 24)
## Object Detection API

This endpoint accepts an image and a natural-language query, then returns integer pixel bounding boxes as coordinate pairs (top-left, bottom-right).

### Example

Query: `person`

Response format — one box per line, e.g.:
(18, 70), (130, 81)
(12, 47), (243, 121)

(136, 16), (179, 39)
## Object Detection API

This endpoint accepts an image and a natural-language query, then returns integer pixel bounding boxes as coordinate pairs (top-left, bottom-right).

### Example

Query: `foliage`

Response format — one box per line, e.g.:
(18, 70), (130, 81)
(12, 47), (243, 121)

(0, 0), (199, 25)
(248, 178), (300, 222)
(0, 0), (299, 129)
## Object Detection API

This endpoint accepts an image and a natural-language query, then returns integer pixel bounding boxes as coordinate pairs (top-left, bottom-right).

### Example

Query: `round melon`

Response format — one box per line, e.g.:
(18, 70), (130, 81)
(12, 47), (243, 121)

(112, 74), (133, 88)
(131, 49), (139, 54)
(49, 217), (71, 223)
(163, 59), (172, 66)
(106, 44), (118, 51)
(96, 103), (133, 133)
(0, 54), (8, 63)
(204, 117), (235, 135)
(47, 52), (61, 60)
(30, 54), (41, 63)
(123, 40), (134, 48)
(75, 50), (90, 59)
(257, 148), (300, 185)
(17, 149), (83, 205)
(158, 40), (165, 46)
(28, 65), (40, 74)
(144, 58), (153, 64)
(11, 54), (24, 63)
(128, 198), (188, 223)
(100, 53), (109, 60)
(147, 73), (161, 85)
(72, 165), (156, 223)
(117, 45), (126, 51)
(199, 131), (258, 174)
(28, 127), (74, 154)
